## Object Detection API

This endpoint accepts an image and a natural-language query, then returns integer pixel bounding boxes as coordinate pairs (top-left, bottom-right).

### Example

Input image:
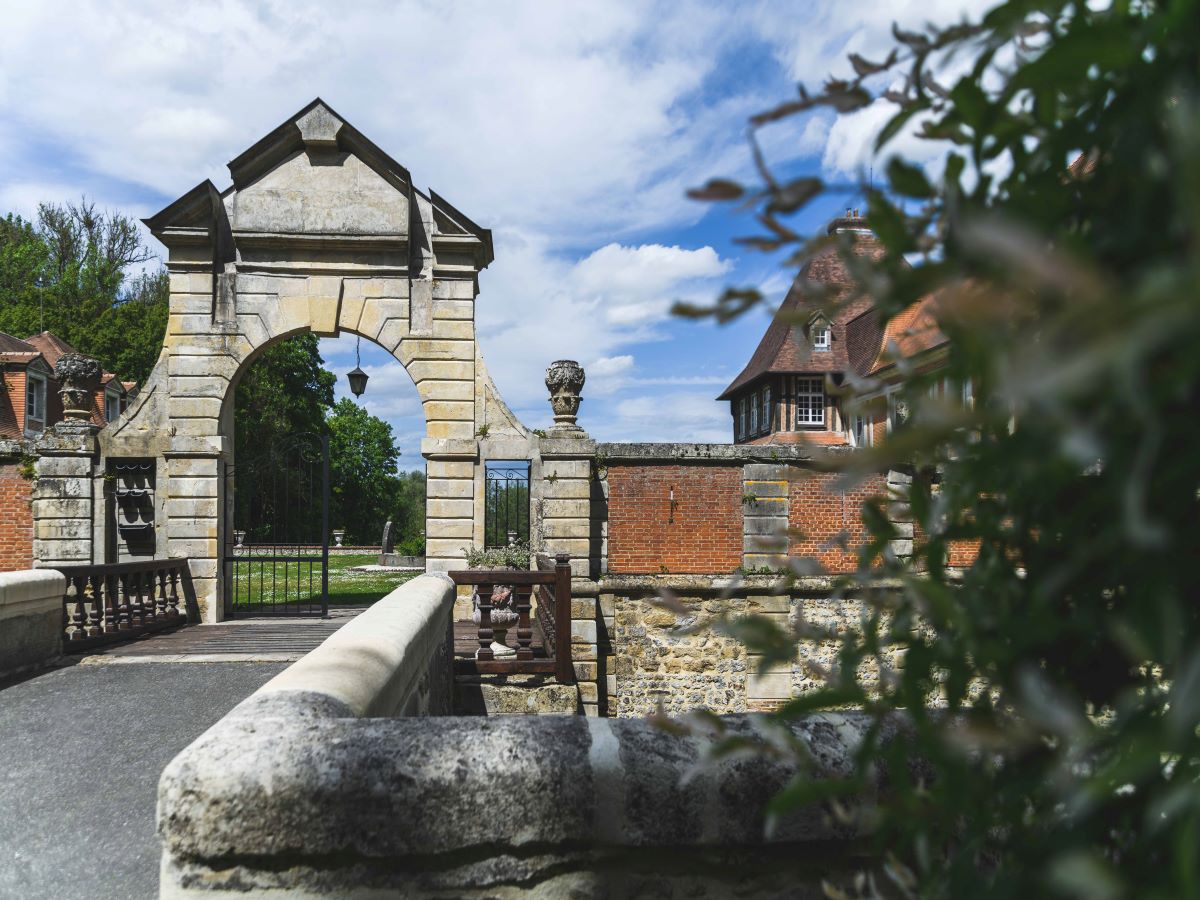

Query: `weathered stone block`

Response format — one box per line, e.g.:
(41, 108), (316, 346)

(425, 499), (473, 520)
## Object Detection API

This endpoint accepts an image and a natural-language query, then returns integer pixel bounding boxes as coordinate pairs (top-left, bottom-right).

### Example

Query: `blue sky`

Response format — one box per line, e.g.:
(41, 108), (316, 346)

(0, 0), (984, 470)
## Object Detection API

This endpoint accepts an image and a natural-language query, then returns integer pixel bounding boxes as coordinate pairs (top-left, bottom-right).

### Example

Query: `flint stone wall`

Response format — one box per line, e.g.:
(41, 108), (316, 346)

(601, 574), (903, 716)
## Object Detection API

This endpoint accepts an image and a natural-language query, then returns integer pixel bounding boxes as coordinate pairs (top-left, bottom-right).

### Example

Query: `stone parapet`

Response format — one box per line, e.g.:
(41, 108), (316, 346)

(250, 572), (455, 718)
(158, 705), (892, 897)
(0, 569), (66, 680)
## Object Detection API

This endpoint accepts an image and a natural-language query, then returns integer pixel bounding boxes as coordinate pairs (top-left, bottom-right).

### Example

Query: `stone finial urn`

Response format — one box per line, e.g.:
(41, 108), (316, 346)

(545, 359), (586, 435)
(471, 584), (519, 659)
(55, 353), (103, 421)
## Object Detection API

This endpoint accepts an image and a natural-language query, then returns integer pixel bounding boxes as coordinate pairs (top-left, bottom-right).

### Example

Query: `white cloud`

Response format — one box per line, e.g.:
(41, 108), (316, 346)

(610, 391), (732, 444)
(476, 235), (734, 421)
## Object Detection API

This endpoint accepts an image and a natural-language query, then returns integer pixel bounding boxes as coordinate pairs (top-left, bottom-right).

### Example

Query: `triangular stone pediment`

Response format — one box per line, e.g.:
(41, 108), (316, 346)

(225, 147), (409, 237)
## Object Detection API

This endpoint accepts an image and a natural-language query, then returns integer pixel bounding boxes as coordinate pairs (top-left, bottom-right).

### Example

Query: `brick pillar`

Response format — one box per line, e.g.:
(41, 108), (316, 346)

(32, 423), (99, 567)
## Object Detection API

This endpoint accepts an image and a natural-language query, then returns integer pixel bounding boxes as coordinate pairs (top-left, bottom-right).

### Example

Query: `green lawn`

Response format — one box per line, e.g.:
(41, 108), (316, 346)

(229, 553), (420, 608)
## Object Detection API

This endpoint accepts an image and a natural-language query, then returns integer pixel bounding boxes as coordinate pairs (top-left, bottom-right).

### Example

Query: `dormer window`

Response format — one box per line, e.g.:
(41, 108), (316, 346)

(105, 388), (121, 423)
(811, 322), (830, 351)
(25, 373), (46, 434)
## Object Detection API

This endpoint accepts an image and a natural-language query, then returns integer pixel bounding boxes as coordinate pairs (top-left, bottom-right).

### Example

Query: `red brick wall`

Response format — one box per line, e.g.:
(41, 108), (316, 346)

(788, 470), (887, 572)
(608, 464), (743, 574)
(0, 371), (24, 438)
(0, 461), (33, 571)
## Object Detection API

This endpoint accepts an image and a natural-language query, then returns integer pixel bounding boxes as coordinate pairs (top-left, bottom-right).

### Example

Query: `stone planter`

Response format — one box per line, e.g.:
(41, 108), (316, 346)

(333, 529), (345, 548)
(234, 530), (246, 548)
(471, 583), (519, 659)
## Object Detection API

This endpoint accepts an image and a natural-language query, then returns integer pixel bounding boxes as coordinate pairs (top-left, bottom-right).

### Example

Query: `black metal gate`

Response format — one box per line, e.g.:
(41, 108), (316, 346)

(224, 432), (330, 617)
(484, 460), (531, 548)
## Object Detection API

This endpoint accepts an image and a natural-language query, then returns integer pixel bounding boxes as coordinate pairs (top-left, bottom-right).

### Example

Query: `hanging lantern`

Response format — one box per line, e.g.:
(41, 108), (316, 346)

(346, 335), (369, 397)
(347, 366), (368, 397)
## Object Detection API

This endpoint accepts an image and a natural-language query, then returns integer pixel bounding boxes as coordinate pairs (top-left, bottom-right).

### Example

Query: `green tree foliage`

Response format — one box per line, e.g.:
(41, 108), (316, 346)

(0, 201), (164, 382)
(327, 397), (409, 546)
(680, 1), (1200, 896)
(232, 338), (425, 550)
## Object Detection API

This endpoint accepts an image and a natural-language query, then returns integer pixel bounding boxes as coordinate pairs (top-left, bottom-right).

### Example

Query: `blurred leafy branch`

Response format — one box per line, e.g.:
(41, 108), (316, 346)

(674, 1), (1200, 897)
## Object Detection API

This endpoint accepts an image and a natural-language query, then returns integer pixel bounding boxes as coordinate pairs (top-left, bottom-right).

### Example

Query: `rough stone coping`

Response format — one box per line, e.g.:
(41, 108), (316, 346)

(0, 568), (66, 618)
(597, 442), (828, 462)
(158, 709), (890, 891)
(597, 573), (904, 595)
(250, 572), (454, 719)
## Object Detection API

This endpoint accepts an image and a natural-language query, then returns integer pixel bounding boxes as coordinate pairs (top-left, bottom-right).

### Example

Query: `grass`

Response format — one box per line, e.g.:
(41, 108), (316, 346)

(229, 553), (420, 609)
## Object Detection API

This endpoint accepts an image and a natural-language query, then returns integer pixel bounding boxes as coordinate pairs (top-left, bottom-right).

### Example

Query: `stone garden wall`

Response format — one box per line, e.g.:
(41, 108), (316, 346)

(597, 574), (902, 716)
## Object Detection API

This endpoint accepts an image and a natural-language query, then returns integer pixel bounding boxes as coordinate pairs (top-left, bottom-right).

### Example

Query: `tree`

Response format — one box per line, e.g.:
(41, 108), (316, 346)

(75, 270), (170, 384)
(327, 397), (404, 545)
(233, 334), (336, 541)
(0, 201), (165, 383)
(681, 1), (1200, 896)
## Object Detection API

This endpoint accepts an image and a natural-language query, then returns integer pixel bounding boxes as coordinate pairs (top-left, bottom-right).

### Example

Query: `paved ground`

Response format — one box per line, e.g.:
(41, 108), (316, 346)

(0, 611), (380, 900)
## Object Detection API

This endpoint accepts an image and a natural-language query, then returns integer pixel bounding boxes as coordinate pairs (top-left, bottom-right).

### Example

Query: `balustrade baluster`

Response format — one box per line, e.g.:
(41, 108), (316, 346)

(69, 576), (86, 641)
(155, 569), (168, 619)
(86, 574), (103, 637)
(515, 585), (533, 660)
(166, 567), (181, 618)
(117, 572), (132, 629)
(477, 584), (495, 661)
(102, 573), (118, 633)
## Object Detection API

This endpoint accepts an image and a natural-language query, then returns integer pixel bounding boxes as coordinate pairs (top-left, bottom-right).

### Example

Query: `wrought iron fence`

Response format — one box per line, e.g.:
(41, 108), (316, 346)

(225, 432), (330, 617)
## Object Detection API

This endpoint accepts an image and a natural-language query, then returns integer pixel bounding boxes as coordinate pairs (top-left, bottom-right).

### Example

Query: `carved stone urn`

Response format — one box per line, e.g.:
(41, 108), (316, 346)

(471, 584), (519, 659)
(545, 359), (586, 435)
(55, 353), (103, 422)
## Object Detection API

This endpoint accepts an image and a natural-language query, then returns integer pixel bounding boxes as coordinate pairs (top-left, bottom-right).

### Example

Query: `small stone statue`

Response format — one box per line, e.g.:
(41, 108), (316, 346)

(545, 359), (586, 435)
(55, 353), (103, 422)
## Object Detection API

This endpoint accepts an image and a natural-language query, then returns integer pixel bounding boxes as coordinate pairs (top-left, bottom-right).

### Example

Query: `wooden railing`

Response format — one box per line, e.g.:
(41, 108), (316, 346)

(449, 552), (574, 682)
(55, 559), (196, 651)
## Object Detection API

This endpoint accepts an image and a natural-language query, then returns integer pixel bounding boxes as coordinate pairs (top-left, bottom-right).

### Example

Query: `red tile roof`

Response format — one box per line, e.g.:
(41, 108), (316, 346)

(718, 225), (885, 399)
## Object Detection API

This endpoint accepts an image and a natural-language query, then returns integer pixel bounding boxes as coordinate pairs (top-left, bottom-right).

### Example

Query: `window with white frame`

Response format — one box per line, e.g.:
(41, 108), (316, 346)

(811, 322), (830, 351)
(853, 413), (873, 447)
(749, 390), (759, 434)
(737, 396), (747, 439)
(761, 385), (772, 433)
(105, 389), (121, 423)
(25, 374), (46, 433)
(795, 377), (825, 426)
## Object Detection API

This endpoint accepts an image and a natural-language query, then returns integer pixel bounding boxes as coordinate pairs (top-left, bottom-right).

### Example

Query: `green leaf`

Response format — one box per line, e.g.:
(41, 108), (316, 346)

(766, 177), (823, 215)
(887, 158), (934, 198)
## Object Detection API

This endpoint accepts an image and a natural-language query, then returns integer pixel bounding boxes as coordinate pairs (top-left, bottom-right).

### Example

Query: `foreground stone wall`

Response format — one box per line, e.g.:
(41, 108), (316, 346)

(160, 700), (890, 897)
(0, 569), (65, 680)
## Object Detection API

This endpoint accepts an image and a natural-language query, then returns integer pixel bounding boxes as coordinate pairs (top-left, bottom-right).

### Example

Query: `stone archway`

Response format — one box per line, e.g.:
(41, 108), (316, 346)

(86, 99), (538, 622)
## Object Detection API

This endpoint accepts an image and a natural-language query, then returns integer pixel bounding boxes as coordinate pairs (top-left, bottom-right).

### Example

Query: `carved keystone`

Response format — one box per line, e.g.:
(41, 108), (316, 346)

(54, 353), (102, 421)
(545, 360), (586, 436)
(296, 104), (343, 150)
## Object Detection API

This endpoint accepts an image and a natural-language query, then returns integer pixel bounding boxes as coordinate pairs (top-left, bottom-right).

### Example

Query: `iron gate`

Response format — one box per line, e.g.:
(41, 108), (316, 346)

(224, 432), (330, 617)
(484, 460), (531, 548)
